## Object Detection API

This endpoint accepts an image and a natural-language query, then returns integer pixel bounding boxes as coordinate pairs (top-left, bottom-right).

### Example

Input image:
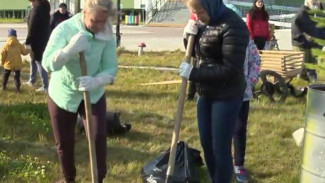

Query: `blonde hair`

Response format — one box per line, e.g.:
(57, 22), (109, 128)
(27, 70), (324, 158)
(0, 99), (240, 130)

(304, 0), (319, 7)
(184, 0), (203, 11)
(84, 0), (113, 12)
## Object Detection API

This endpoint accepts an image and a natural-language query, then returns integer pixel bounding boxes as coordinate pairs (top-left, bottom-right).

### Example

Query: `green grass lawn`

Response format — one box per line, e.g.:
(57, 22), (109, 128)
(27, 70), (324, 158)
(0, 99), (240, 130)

(0, 51), (305, 182)
(0, 18), (25, 23)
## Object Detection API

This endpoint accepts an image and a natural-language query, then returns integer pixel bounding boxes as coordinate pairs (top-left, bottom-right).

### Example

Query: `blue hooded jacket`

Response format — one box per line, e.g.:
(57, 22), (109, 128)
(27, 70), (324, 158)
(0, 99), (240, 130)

(199, 0), (226, 25)
(225, 4), (242, 17)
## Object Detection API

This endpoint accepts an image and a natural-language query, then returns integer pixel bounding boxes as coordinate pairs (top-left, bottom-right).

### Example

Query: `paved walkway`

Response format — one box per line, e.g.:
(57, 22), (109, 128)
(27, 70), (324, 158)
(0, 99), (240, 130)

(0, 23), (293, 59)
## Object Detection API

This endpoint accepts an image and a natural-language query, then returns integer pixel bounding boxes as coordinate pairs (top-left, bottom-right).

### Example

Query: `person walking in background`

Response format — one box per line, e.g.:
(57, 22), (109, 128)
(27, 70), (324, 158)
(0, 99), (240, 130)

(1, 29), (30, 92)
(181, 0), (249, 182)
(233, 39), (261, 183)
(292, 0), (325, 82)
(24, 0), (50, 92)
(50, 3), (71, 32)
(42, 0), (117, 182)
(246, 0), (271, 50)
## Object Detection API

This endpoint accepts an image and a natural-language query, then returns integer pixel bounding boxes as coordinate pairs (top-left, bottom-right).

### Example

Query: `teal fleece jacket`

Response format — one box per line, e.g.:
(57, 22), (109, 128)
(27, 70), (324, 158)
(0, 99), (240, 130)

(42, 13), (118, 112)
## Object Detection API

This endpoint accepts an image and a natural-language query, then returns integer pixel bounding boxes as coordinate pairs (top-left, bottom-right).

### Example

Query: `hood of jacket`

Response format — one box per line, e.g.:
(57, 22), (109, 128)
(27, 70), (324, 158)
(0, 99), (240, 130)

(6, 36), (19, 47)
(200, 0), (226, 25)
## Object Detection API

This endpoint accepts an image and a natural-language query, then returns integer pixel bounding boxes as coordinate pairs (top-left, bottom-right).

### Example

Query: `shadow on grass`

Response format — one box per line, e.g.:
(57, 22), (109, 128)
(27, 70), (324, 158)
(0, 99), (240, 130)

(0, 102), (48, 119)
(108, 90), (176, 100)
(107, 146), (153, 164)
(0, 102), (52, 142)
(0, 139), (57, 162)
(251, 102), (303, 114)
(117, 110), (174, 131)
(249, 170), (279, 183)
(109, 130), (153, 142)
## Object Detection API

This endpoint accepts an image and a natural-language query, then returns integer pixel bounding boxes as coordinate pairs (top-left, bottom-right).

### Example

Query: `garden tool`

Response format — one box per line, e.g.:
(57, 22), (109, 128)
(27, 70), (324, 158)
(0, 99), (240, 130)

(165, 34), (196, 183)
(79, 52), (98, 183)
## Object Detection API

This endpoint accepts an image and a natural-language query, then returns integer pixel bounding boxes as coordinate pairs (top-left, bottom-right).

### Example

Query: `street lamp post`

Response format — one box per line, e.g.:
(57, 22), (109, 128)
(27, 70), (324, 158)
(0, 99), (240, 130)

(116, 0), (121, 47)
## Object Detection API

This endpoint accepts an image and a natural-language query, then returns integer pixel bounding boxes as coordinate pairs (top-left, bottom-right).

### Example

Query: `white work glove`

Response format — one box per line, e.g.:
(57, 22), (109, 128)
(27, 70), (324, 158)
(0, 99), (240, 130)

(264, 41), (271, 50)
(52, 32), (90, 68)
(78, 73), (114, 91)
(179, 61), (193, 79)
(183, 19), (198, 38)
(63, 32), (90, 55)
(25, 44), (31, 50)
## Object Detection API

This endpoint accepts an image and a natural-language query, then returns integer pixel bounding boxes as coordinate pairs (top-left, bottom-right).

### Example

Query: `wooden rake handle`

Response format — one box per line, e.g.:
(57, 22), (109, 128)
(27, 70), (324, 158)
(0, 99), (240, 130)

(79, 52), (98, 183)
(165, 35), (195, 183)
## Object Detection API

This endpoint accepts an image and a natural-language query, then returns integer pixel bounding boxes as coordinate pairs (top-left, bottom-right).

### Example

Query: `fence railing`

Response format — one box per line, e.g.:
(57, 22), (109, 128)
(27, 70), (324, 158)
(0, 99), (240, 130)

(145, 0), (168, 24)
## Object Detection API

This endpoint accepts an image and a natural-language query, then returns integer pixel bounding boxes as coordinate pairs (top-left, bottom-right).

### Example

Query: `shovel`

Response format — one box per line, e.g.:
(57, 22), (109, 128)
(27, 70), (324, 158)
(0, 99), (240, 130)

(165, 34), (196, 183)
(79, 52), (98, 183)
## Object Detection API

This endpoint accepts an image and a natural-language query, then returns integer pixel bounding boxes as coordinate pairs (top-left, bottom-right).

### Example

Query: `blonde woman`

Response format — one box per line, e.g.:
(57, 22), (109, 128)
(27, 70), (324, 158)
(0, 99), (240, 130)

(42, 0), (117, 182)
(181, 0), (249, 182)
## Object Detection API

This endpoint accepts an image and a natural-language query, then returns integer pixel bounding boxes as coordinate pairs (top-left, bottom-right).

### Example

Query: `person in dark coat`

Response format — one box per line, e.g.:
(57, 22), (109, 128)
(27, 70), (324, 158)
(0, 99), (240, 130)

(50, 3), (71, 32)
(24, 0), (50, 92)
(291, 0), (325, 81)
(181, 0), (249, 182)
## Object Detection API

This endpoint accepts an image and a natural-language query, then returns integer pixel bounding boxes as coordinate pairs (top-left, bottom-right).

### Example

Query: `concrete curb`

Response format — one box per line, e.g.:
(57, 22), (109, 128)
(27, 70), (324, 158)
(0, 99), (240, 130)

(146, 23), (186, 28)
(118, 65), (178, 72)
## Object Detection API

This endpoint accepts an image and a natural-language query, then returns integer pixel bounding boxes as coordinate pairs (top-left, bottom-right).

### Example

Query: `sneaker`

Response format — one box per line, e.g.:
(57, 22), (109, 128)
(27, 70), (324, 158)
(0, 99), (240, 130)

(35, 87), (48, 93)
(23, 81), (35, 87)
(234, 166), (248, 183)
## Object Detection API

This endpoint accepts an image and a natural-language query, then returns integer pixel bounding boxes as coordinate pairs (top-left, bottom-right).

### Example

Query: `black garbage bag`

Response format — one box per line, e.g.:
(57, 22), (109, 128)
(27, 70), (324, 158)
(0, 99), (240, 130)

(105, 111), (131, 136)
(141, 141), (204, 183)
(77, 111), (131, 136)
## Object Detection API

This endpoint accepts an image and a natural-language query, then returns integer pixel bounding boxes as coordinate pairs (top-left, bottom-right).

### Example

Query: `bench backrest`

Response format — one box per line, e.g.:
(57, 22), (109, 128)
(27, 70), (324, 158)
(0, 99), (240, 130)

(258, 50), (304, 79)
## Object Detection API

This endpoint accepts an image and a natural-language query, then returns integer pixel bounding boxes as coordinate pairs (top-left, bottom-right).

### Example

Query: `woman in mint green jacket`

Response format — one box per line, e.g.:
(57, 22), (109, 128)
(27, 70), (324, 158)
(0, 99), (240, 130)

(42, 0), (117, 182)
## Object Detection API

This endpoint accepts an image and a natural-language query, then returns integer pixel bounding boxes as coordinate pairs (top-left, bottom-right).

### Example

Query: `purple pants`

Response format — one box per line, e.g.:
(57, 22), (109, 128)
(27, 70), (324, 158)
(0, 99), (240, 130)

(48, 95), (107, 182)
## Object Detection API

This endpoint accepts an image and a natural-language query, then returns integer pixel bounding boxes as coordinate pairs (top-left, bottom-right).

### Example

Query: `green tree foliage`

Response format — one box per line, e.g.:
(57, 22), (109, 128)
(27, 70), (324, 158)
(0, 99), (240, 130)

(306, 5), (325, 81)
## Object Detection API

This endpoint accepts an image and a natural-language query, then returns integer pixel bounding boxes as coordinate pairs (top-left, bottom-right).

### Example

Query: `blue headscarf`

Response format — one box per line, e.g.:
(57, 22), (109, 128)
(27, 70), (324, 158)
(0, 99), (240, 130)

(199, 0), (226, 25)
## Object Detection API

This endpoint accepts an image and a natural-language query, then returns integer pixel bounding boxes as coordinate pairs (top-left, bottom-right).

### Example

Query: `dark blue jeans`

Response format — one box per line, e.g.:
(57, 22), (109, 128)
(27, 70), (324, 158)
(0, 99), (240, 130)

(197, 97), (243, 183)
(233, 101), (250, 166)
(28, 59), (48, 89)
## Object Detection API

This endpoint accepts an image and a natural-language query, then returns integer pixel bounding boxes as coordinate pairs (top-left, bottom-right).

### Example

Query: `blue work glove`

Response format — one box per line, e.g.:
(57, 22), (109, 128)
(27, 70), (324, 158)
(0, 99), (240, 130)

(179, 61), (193, 79)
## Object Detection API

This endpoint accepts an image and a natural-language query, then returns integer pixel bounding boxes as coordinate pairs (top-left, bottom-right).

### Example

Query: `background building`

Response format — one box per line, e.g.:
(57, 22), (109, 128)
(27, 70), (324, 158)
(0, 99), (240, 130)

(0, 0), (30, 19)
(0, 0), (306, 26)
(48, 0), (80, 14)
